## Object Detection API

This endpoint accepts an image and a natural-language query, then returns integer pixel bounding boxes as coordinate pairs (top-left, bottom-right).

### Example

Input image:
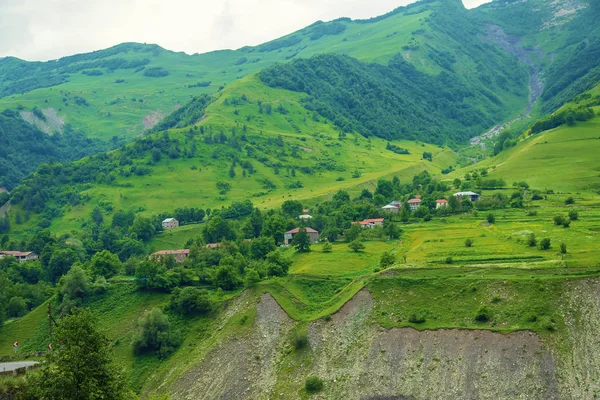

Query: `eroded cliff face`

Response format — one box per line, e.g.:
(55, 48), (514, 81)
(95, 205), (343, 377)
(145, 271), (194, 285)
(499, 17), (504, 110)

(166, 279), (600, 400)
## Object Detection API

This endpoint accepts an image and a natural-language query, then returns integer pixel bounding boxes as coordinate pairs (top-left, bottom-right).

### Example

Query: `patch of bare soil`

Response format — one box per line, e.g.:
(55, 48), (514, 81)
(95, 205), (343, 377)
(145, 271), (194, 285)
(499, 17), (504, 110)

(169, 293), (293, 400)
(20, 108), (64, 135)
(142, 110), (165, 130)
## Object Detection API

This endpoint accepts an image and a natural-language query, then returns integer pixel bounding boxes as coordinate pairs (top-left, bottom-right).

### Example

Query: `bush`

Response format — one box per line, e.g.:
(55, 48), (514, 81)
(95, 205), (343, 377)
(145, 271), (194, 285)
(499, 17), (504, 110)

(169, 287), (213, 315)
(348, 239), (365, 252)
(565, 197), (575, 205)
(292, 330), (309, 350)
(408, 311), (426, 324)
(553, 215), (564, 226)
(487, 214), (495, 224)
(322, 241), (333, 253)
(305, 377), (324, 393)
(539, 238), (551, 250)
(465, 238), (473, 247)
(560, 242), (567, 254)
(380, 251), (396, 268)
(475, 306), (491, 322)
(527, 233), (537, 247)
(568, 210), (579, 221)
(445, 257), (453, 264)
(131, 308), (181, 358)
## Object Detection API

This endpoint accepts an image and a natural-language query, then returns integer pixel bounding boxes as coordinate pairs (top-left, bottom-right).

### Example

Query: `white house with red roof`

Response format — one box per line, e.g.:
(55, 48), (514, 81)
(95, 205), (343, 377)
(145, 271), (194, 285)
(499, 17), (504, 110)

(408, 195), (422, 211)
(352, 218), (384, 229)
(436, 199), (448, 209)
(0, 251), (39, 263)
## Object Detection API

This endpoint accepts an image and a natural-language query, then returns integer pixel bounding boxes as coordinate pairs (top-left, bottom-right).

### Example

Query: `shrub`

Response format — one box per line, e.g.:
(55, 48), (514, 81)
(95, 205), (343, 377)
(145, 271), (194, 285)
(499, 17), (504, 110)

(348, 239), (365, 252)
(465, 238), (473, 247)
(445, 257), (453, 264)
(475, 306), (491, 322)
(553, 215), (564, 226)
(539, 238), (551, 250)
(305, 377), (324, 393)
(560, 242), (567, 254)
(565, 197), (575, 205)
(131, 308), (181, 358)
(562, 220), (570, 228)
(322, 241), (333, 253)
(487, 213), (495, 224)
(527, 233), (537, 247)
(169, 287), (213, 315)
(292, 330), (309, 350)
(408, 312), (426, 324)
(568, 210), (579, 221)
(380, 251), (396, 268)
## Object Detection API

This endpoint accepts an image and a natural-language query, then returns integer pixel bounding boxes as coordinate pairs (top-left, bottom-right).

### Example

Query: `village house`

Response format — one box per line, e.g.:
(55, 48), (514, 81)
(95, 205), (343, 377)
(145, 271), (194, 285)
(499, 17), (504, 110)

(436, 199), (448, 209)
(152, 249), (190, 263)
(0, 251), (39, 263)
(352, 218), (384, 229)
(162, 218), (179, 229)
(381, 201), (402, 214)
(284, 227), (319, 246)
(408, 195), (422, 211)
(453, 191), (480, 202)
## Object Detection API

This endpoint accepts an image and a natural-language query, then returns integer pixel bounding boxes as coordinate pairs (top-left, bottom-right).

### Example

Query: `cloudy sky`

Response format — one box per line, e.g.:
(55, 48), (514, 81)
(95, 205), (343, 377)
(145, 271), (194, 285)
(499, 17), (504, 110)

(0, 0), (490, 61)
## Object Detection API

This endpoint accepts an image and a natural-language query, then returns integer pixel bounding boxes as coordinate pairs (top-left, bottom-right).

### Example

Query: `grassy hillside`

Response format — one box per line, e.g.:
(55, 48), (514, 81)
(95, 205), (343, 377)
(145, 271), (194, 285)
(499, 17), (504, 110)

(4, 74), (457, 238)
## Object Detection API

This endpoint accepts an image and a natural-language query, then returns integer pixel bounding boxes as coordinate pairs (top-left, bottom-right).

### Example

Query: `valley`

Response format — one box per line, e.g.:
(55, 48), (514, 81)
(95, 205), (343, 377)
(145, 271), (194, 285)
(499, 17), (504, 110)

(0, 0), (599, 399)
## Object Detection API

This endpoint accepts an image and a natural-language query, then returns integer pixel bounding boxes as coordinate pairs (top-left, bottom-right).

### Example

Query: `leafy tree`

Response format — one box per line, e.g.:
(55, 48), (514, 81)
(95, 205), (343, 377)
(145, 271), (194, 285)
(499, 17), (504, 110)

(487, 214), (496, 224)
(527, 233), (537, 247)
(560, 242), (567, 254)
(48, 248), (78, 283)
(422, 152), (433, 161)
(569, 210), (579, 221)
(539, 238), (551, 250)
(383, 221), (401, 239)
(321, 227), (340, 243)
(250, 236), (276, 259)
(7, 296), (27, 318)
(132, 308), (180, 358)
(262, 214), (287, 244)
(58, 265), (90, 312)
(266, 249), (292, 277)
(380, 251), (395, 268)
(216, 180), (231, 195)
(291, 227), (311, 252)
(281, 200), (303, 217)
(134, 260), (177, 292)
(29, 309), (131, 400)
(245, 268), (261, 286)
(349, 239), (365, 252)
(465, 238), (473, 247)
(375, 180), (394, 199)
(448, 195), (460, 212)
(332, 190), (350, 208)
(130, 215), (156, 241)
(214, 263), (242, 290)
(554, 215), (565, 226)
(112, 210), (135, 229)
(91, 207), (103, 226)
(169, 287), (213, 315)
(203, 216), (236, 243)
(322, 241), (333, 253)
(565, 197), (575, 205)
(344, 224), (362, 242)
(90, 250), (122, 279)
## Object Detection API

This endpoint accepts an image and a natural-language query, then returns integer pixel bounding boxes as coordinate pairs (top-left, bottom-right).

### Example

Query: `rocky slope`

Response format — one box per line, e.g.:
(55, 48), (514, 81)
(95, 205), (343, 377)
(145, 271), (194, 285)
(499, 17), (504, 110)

(158, 278), (600, 399)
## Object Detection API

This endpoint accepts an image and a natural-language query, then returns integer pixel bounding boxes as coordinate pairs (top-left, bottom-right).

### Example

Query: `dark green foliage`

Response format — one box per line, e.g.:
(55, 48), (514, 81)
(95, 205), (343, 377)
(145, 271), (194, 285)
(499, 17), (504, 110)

(7, 296), (27, 317)
(530, 107), (595, 134)
(308, 21), (347, 40)
(386, 142), (410, 154)
(143, 67), (169, 77)
(151, 95), (212, 132)
(0, 110), (104, 190)
(380, 251), (396, 268)
(322, 241), (333, 253)
(565, 197), (575, 205)
(28, 308), (131, 399)
(527, 233), (537, 247)
(348, 239), (365, 252)
(291, 227), (312, 252)
(475, 306), (491, 322)
(57, 265), (89, 313)
(539, 238), (551, 250)
(554, 215), (564, 226)
(169, 287), (213, 315)
(291, 329), (309, 350)
(569, 210), (579, 221)
(465, 238), (473, 247)
(560, 242), (567, 254)
(89, 250), (122, 279)
(305, 376), (324, 393)
(132, 307), (181, 358)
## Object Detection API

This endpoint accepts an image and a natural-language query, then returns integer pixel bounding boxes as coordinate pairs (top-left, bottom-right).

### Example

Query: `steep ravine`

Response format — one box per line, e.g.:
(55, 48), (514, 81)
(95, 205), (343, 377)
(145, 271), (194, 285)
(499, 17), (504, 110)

(164, 279), (600, 399)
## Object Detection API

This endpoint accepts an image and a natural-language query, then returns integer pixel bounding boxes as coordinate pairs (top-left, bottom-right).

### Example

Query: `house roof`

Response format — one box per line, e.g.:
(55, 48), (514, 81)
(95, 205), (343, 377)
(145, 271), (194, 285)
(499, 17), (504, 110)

(454, 191), (480, 197)
(0, 251), (33, 257)
(162, 218), (177, 223)
(285, 227), (318, 234)
(298, 214), (313, 219)
(436, 199), (448, 203)
(408, 198), (421, 203)
(382, 204), (399, 209)
(205, 243), (220, 249)
(153, 249), (189, 256)
(353, 218), (384, 225)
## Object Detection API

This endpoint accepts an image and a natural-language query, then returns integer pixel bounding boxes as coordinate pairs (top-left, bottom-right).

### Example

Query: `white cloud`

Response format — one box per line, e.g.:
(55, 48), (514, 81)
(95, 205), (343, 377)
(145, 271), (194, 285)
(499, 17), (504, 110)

(0, 0), (491, 61)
